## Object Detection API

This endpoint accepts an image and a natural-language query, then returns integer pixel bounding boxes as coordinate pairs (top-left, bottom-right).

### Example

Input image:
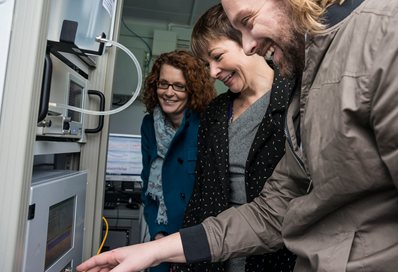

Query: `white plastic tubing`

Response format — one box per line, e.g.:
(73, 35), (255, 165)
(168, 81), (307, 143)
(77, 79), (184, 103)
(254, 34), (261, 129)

(49, 36), (143, 116)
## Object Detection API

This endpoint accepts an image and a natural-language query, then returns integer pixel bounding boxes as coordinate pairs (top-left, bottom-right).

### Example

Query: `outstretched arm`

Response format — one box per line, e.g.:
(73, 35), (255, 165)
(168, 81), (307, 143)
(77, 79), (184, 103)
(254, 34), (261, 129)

(77, 232), (185, 272)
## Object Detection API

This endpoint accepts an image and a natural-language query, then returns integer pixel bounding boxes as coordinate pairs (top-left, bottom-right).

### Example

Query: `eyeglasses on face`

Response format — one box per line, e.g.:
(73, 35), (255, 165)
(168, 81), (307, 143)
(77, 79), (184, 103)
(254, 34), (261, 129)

(157, 80), (186, 92)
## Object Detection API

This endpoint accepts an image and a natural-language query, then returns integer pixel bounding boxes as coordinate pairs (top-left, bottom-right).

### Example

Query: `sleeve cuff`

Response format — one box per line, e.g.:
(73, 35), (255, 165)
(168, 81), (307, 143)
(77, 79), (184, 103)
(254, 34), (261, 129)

(180, 224), (211, 263)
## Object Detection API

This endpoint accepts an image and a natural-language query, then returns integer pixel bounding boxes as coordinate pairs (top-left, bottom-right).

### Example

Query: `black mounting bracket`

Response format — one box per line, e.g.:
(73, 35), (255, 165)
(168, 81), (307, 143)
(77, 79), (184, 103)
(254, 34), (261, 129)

(46, 20), (106, 69)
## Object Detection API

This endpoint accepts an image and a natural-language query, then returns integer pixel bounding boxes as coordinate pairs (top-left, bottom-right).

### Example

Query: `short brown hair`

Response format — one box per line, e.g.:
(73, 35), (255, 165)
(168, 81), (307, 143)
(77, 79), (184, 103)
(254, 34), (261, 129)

(191, 3), (241, 59)
(142, 50), (216, 113)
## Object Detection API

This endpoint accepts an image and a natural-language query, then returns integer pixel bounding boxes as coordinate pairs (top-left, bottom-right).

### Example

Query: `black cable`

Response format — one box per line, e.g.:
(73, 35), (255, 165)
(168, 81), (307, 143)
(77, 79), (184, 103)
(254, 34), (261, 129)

(121, 16), (152, 62)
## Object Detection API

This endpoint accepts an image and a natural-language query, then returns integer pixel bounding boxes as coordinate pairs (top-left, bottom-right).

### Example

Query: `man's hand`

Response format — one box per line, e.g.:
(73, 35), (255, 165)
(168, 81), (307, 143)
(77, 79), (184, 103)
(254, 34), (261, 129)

(77, 232), (185, 272)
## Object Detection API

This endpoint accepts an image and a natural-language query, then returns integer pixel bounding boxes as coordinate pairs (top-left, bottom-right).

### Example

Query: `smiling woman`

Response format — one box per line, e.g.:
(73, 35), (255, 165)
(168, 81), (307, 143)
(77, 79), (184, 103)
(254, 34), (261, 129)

(174, 3), (297, 272)
(156, 64), (189, 128)
(139, 50), (216, 272)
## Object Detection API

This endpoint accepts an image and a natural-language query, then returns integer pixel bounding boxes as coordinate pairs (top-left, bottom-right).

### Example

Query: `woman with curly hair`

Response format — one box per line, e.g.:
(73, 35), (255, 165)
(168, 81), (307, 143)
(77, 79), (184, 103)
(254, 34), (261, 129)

(140, 50), (216, 272)
(78, 0), (398, 270)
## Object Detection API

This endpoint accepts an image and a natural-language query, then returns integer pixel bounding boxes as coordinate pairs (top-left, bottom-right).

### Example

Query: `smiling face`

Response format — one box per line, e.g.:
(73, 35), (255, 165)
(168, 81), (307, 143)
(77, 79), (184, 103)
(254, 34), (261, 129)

(156, 64), (188, 126)
(204, 37), (267, 93)
(221, 0), (304, 78)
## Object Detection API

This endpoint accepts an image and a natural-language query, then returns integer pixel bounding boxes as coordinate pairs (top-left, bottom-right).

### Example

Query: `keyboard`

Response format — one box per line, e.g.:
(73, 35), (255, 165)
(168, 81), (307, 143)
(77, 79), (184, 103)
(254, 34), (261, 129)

(104, 202), (118, 209)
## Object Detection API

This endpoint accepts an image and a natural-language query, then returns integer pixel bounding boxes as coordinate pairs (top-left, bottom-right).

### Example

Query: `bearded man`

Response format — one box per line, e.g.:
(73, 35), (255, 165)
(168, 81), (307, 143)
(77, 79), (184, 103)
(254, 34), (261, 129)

(78, 1), (398, 271)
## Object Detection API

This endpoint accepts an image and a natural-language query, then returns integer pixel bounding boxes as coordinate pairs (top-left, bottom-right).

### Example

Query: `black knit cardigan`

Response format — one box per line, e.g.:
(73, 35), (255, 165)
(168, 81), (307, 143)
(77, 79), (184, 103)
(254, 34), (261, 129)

(173, 71), (297, 272)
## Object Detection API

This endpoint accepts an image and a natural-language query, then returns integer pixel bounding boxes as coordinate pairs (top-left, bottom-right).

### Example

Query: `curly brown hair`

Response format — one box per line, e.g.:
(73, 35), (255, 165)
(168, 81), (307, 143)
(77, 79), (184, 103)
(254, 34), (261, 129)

(191, 3), (241, 60)
(142, 50), (216, 114)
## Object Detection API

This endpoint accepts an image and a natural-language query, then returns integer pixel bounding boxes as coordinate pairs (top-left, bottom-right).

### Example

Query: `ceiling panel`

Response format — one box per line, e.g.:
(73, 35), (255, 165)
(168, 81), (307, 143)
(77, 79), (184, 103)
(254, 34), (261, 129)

(122, 0), (220, 26)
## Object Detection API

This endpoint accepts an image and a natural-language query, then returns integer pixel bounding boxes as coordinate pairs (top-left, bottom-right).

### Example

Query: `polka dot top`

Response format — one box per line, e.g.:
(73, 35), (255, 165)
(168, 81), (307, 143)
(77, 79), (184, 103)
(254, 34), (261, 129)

(173, 69), (297, 272)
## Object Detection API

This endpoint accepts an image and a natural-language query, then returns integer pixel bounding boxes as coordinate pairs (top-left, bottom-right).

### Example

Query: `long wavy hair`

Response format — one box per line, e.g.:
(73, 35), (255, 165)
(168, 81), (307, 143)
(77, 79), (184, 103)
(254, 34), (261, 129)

(142, 50), (216, 113)
(288, 0), (346, 34)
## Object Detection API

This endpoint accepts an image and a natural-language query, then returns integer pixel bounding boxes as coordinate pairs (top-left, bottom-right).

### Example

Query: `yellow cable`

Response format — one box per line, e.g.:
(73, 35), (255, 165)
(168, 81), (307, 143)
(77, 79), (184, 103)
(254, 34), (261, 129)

(97, 216), (109, 255)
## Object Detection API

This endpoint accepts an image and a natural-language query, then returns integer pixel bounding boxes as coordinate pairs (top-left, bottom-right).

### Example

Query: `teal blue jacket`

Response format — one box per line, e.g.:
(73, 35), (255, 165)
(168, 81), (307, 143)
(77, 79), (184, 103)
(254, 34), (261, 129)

(140, 109), (200, 240)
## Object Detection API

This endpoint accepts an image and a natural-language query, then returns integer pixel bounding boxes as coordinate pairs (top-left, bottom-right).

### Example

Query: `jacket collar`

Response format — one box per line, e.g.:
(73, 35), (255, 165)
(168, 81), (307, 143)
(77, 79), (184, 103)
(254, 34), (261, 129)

(269, 67), (297, 113)
(323, 0), (364, 28)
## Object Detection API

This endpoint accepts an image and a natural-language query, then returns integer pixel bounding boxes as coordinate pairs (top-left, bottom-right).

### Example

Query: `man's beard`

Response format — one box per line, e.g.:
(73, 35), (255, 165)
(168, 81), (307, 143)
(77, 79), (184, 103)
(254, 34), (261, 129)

(274, 32), (305, 79)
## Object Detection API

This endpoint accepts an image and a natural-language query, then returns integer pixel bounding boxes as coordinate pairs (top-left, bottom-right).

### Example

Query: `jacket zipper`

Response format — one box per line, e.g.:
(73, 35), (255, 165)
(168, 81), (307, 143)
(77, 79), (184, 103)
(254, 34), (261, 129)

(284, 126), (313, 193)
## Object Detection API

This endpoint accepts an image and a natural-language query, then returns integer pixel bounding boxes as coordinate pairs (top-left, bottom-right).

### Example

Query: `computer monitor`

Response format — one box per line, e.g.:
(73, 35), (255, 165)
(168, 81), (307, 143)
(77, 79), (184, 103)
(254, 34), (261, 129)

(106, 133), (143, 182)
(23, 170), (87, 272)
